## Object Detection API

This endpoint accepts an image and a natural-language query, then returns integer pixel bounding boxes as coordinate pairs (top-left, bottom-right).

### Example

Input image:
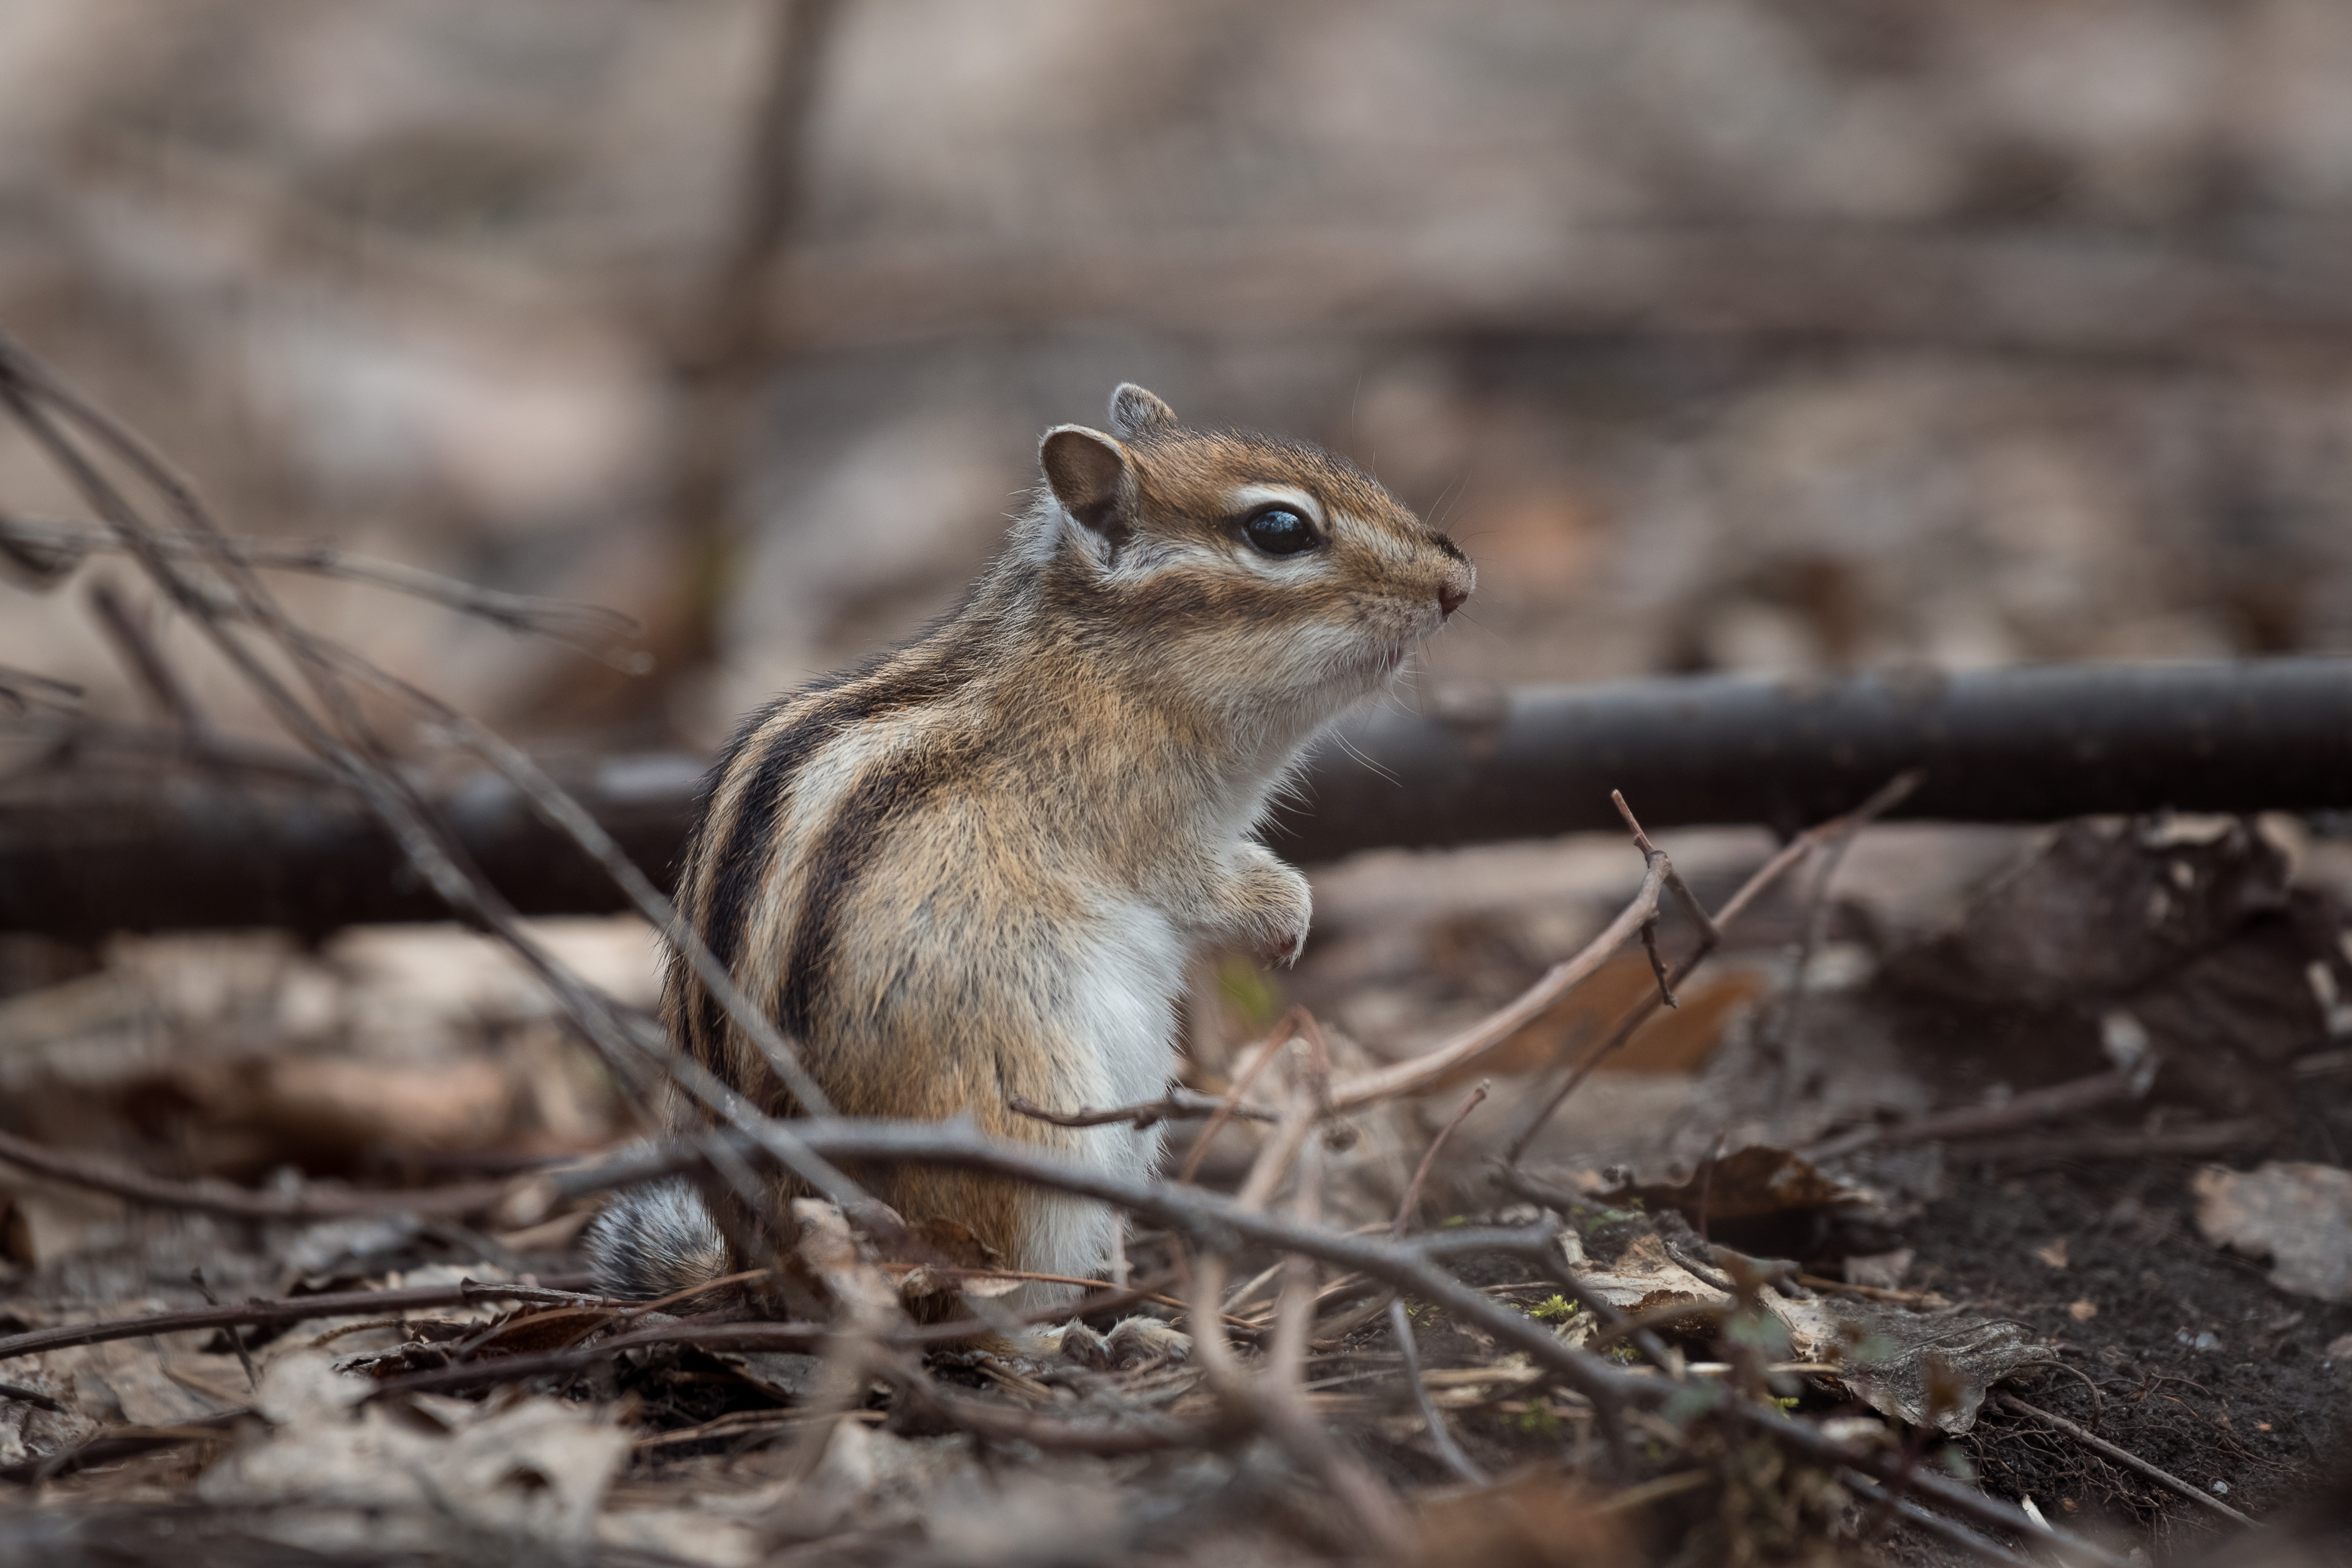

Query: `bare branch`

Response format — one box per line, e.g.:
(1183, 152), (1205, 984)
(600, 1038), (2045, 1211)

(1329, 850), (1665, 1111)
(1176, 1009), (1301, 1183)
(1389, 1080), (1492, 1486)
(1007, 1088), (1280, 1131)
(1996, 1394), (2255, 1528)
(1, 516), (644, 668)
(86, 578), (205, 730)
(1804, 1067), (2136, 1160)
(1504, 770), (1921, 1163)
(0, 1125), (515, 1223)
(552, 1115), (2132, 1566)
(0, 1278), (600, 1365)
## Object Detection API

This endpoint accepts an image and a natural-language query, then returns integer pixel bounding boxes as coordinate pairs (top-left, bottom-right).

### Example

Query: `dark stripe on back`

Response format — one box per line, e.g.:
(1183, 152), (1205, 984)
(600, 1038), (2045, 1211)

(668, 693), (786, 1072)
(775, 732), (980, 1039)
(688, 696), (856, 1069)
(683, 624), (994, 1077)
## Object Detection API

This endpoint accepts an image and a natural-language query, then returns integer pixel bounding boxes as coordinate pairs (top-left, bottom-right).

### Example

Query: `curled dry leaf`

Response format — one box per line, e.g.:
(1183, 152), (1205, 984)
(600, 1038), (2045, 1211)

(1763, 1295), (2054, 1435)
(1560, 1230), (1729, 1324)
(1560, 1212), (2049, 1434)
(2192, 1162), (2352, 1304)
(1600, 1144), (1886, 1226)
(197, 1351), (630, 1560)
(1888, 818), (2289, 1008)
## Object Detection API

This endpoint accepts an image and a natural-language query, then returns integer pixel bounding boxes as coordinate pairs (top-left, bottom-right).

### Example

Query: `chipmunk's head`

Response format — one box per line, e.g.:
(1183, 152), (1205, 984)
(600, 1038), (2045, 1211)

(1031, 383), (1472, 725)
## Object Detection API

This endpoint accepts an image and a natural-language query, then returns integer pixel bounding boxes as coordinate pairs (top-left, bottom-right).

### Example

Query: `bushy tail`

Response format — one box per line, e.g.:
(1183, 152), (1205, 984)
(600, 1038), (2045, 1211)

(582, 1175), (733, 1300)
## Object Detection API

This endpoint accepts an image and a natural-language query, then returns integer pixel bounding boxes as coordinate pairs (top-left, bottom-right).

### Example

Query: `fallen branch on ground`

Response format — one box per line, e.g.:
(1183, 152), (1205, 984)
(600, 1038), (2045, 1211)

(1998, 1393), (2256, 1528)
(532, 1114), (2135, 1566)
(13, 659), (2352, 933)
(0, 1277), (599, 1365)
(0, 1127), (518, 1224)
(1806, 1068), (2139, 1160)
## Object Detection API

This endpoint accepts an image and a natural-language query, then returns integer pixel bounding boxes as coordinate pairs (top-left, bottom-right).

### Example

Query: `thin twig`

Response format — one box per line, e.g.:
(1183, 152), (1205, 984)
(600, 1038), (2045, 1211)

(1843, 1472), (2036, 1566)
(1177, 1009), (1301, 1183)
(0, 712), (329, 784)
(1639, 917), (1678, 1008)
(1755, 806), (1865, 1114)
(1505, 770), (1922, 1164)
(1942, 1119), (2274, 1166)
(1393, 1082), (1489, 1238)
(1805, 1069), (2135, 1161)
(0, 1277), (599, 1365)
(0, 1381), (63, 1413)
(2, 516), (645, 668)
(88, 578), (204, 731)
(0, 1412), (243, 1486)
(186, 1269), (258, 1392)
(1331, 850), (1667, 1112)
(1389, 1080), (1491, 1485)
(1997, 1394), (2255, 1527)
(1008, 1089), (1281, 1131)
(0, 1126), (515, 1223)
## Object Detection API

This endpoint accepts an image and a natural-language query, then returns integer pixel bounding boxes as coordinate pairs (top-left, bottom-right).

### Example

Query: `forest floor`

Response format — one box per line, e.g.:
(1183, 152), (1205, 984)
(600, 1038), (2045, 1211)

(2, 809), (2349, 1567)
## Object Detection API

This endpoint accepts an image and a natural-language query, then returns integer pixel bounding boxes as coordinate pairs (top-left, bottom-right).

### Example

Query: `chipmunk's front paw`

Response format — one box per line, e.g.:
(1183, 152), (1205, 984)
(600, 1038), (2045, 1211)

(1260, 910), (1307, 968)
(1226, 843), (1311, 968)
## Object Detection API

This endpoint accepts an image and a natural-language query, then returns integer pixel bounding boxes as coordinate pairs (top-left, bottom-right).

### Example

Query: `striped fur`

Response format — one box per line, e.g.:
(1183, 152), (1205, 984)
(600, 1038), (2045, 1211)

(592, 384), (1474, 1307)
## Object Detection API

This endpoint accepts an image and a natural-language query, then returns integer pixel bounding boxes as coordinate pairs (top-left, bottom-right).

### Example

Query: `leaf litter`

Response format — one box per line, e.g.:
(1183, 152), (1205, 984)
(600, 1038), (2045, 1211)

(1, 810), (2349, 1565)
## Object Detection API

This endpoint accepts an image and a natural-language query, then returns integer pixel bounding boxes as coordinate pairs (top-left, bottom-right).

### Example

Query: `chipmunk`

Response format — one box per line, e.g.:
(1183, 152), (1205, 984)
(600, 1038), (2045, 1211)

(586, 383), (1472, 1315)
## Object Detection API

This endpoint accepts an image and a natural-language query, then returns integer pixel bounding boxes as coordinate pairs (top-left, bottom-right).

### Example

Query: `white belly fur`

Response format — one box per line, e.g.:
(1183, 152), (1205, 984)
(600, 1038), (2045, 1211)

(1018, 898), (1187, 1289)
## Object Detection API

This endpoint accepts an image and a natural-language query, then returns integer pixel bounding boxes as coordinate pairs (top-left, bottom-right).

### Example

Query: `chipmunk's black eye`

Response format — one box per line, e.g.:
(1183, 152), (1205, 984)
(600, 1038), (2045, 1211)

(1241, 506), (1318, 557)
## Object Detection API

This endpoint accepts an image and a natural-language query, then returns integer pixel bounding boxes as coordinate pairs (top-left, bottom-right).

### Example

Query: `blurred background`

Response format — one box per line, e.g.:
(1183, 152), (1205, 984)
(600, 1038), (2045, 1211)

(7, 0), (2352, 758)
(7, 0), (2352, 1326)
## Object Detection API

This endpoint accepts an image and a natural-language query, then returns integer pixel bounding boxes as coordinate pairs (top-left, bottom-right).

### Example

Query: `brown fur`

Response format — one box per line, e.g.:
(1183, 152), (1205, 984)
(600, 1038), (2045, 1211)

(600, 384), (1472, 1299)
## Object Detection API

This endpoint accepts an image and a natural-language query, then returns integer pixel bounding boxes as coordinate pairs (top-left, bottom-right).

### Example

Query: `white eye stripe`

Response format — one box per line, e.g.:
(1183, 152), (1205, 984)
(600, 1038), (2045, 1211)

(1228, 485), (1323, 528)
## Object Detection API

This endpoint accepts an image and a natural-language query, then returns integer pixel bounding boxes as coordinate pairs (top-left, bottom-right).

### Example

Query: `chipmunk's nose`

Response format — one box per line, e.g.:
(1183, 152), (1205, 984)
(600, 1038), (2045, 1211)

(1437, 578), (1470, 619)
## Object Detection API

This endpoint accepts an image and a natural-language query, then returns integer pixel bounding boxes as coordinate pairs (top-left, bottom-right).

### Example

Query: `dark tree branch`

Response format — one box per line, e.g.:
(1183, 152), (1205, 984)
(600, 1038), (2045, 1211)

(0, 1278), (597, 1365)
(11, 658), (2349, 937)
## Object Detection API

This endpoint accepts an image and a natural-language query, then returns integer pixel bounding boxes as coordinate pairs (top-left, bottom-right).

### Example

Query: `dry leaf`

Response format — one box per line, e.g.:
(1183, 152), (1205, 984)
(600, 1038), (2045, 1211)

(2192, 1162), (2352, 1303)
(1766, 1296), (2054, 1434)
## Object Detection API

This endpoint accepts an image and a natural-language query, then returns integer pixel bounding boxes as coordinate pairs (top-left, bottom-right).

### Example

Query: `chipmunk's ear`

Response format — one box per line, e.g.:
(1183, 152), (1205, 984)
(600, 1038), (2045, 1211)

(1040, 425), (1135, 541)
(1108, 383), (1179, 440)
